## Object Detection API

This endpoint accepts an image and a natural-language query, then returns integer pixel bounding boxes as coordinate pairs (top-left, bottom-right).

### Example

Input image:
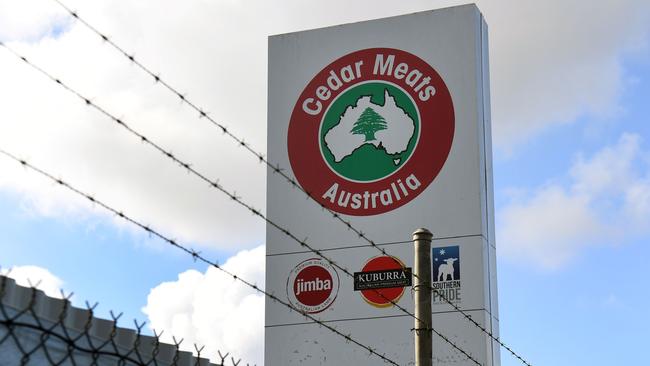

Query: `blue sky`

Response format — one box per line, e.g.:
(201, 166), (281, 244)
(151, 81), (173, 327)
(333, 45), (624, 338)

(0, 191), (215, 324)
(495, 53), (650, 188)
(0, 0), (649, 365)
(493, 51), (650, 365)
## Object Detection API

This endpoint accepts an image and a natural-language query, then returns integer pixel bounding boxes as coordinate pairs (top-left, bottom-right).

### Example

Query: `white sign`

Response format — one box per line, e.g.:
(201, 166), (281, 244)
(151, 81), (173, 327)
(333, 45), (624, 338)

(266, 5), (499, 365)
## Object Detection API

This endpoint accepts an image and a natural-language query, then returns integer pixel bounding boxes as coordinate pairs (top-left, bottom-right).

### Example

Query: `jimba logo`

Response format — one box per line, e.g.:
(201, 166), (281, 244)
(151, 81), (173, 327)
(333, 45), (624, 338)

(287, 258), (340, 314)
(288, 48), (455, 216)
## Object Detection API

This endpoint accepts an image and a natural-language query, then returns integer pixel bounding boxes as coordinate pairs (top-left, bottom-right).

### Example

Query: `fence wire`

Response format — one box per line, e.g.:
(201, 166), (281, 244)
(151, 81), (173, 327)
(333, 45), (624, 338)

(0, 149), (404, 366)
(0, 275), (251, 366)
(0, 43), (480, 366)
(2, 2), (533, 363)
(38, 8), (530, 365)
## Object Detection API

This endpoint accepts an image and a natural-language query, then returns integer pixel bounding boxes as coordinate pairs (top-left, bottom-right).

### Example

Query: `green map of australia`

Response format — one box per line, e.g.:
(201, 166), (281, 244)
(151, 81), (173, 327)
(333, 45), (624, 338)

(321, 84), (419, 182)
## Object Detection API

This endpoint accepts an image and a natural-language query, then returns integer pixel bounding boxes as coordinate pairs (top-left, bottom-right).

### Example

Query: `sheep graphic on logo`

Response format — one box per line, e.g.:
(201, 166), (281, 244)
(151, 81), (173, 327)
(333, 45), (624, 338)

(437, 258), (458, 281)
(433, 246), (460, 282)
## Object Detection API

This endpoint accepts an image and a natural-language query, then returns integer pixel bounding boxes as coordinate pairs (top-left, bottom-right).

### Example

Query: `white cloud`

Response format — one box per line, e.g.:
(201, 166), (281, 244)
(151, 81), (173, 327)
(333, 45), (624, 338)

(1, 265), (65, 299)
(0, 0), (70, 42)
(477, 0), (650, 147)
(625, 179), (650, 223)
(0, 0), (648, 252)
(142, 245), (265, 366)
(499, 186), (599, 269)
(571, 134), (641, 196)
(602, 293), (625, 309)
(499, 133), (650, 269)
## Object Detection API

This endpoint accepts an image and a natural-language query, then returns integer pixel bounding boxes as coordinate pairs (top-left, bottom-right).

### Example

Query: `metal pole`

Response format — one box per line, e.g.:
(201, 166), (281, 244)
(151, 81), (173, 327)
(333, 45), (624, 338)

(413, 228), (433, 366)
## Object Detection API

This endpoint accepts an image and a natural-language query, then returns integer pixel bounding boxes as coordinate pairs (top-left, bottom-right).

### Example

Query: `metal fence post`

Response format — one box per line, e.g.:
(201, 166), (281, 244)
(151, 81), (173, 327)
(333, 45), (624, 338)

(413, 228), (433, 366)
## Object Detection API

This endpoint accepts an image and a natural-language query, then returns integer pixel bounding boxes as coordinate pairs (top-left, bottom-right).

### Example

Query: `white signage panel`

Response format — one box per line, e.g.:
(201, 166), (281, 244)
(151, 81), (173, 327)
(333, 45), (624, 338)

(266, 5), (498, 365)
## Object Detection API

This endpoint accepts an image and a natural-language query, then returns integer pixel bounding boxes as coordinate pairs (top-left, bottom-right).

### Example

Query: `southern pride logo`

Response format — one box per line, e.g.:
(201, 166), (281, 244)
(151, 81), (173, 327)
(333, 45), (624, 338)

(288, 48), (455, 216)
(432, 245), (462, 304)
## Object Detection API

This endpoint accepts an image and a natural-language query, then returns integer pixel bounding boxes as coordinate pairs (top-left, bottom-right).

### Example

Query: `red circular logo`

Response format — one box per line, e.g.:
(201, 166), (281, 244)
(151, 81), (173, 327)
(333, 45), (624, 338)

(359, 256), (408, 308)
(288, 48), (454, 216)
(287, 258), (340, 314)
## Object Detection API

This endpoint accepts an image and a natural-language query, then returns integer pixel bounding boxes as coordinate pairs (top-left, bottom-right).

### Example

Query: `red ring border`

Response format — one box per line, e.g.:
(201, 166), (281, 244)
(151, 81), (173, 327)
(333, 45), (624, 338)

(288, 48), (454, 216)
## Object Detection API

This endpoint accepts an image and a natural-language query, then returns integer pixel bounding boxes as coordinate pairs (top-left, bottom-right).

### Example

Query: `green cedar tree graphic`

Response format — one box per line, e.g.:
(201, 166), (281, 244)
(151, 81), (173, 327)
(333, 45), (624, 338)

(350, 107), (388, 142)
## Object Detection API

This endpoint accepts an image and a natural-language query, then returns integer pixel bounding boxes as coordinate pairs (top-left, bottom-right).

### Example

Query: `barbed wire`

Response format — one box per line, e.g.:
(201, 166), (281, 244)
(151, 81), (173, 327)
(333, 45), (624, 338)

(43, 6), (523, 360)
(0, 149), (407, 366)
(0, 43), (482, 366)
(64, 0), (429, 308)
(7, 2), (531, 362)
(49, 0), (428, 276)
(0, 275), (250, 366)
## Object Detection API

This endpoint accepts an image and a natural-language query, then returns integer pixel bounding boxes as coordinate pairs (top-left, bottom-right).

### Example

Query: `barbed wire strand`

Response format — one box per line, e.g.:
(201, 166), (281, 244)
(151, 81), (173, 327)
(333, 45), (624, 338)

(0, 149), (403, 366)
(45, 8), (531, 364)
(47, 0), (440, 300)
(0, 148), (479, 366)
(49, 0), (434, 277)
(0, 43), (482, 366)
(8, 0), (527, 356)
(58, 0), (499, 345)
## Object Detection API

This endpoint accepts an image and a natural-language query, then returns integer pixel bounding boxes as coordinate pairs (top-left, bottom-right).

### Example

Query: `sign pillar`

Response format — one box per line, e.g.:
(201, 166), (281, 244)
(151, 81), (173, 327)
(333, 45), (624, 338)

(266, 5), (499, 365)
(413, 228), (433, 366)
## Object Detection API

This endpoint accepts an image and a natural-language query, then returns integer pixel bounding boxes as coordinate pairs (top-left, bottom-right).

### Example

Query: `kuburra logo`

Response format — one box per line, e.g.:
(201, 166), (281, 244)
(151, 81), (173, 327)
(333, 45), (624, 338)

(288, 48), (455, 216)
(286, 258), (340, 314)
(355, 256), (410, 308)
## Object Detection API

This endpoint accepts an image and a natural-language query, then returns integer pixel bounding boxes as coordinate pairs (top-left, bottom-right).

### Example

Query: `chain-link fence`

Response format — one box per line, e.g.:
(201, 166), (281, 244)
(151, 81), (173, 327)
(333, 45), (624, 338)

(0, 276), (251, 366)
